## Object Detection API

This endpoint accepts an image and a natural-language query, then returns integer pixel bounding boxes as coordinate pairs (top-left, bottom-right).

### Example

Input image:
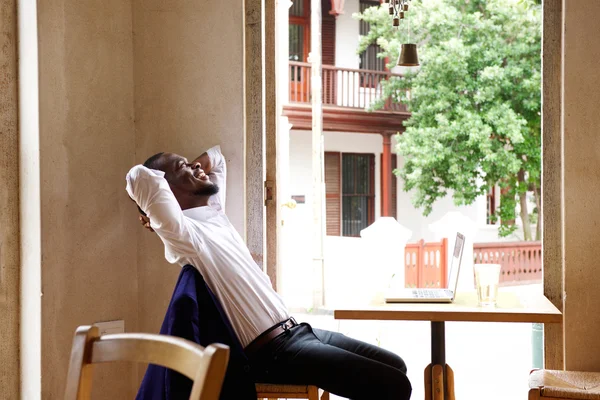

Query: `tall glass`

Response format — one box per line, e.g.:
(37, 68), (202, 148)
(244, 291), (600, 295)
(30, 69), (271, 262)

(474, 264), (501, 307)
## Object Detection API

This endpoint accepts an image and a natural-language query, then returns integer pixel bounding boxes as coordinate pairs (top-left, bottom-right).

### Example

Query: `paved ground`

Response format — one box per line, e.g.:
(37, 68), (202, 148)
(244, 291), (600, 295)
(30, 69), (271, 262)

(286, 285), (542, 400)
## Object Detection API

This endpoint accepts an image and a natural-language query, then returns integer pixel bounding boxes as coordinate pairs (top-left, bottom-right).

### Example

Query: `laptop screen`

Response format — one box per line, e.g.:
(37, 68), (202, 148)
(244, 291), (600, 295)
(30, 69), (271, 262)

(447, 233), (465, 292)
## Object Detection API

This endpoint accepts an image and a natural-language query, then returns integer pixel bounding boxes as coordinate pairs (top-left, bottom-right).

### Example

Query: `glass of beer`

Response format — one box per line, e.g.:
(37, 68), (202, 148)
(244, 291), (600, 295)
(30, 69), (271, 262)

(474, 264), (501, 307)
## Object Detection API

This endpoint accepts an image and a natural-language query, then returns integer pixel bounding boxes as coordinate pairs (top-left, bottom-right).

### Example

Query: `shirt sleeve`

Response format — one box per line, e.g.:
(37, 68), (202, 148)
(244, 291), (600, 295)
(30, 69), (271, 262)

(126, 165), (202, 262)
(206, 145), (227, 213)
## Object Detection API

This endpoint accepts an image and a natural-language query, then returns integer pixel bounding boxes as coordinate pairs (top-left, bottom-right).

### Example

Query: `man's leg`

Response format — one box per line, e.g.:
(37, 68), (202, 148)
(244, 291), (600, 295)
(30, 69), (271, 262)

(250, 324), (411, 400)
(312, 327), (408, 374)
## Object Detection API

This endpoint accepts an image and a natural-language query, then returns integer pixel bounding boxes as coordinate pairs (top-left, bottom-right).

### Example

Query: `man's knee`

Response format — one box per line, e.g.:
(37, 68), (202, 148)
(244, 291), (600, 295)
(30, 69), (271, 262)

(391, 376), (412, 400)
(374, 364), (411, 400)
(378, 376), (412, 400)
(384, 351), (407, 374)
(394, 355), (408, 374)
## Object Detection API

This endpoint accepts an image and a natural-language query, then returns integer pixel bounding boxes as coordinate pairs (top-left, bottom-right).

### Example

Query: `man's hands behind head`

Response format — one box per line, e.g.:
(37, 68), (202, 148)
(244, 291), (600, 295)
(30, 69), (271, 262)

(139, 215), (154, 233)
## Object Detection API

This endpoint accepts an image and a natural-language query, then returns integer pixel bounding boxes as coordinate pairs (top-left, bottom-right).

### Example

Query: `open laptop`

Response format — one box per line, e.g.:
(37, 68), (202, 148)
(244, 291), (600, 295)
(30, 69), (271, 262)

(385, 232), (465, 303)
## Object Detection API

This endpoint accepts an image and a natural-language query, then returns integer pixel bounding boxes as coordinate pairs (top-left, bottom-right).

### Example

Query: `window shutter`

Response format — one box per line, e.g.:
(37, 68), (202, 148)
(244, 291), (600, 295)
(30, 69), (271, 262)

(325, 152), (341, 236)
(359, 0), (385, 73)
(321, 0), (336, 104)
(321, 0), (336, 66)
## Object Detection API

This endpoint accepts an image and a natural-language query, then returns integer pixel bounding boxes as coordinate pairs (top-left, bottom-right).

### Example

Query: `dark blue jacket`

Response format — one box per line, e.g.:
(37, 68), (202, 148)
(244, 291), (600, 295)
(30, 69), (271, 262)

(135, 265), (257, 400)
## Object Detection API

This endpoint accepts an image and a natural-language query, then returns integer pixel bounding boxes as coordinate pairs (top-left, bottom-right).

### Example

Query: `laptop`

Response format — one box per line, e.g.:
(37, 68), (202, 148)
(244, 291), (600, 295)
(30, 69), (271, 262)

(385, 232), (465, 303)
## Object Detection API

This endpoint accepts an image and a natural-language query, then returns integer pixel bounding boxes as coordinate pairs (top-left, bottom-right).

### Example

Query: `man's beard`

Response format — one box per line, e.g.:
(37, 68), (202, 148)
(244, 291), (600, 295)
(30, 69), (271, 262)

(194, 183), (220, 197)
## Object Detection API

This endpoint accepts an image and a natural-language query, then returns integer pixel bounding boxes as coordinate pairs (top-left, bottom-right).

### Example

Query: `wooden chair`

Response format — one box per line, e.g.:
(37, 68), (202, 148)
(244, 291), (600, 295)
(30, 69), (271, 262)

(64, 325), (230, 400)
(529, 369), (600, 400)
(256, 383), (329, 400)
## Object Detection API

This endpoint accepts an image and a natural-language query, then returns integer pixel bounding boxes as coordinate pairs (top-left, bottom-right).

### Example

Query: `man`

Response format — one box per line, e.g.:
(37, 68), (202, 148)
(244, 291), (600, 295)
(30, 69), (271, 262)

(127, 145), (412, 400)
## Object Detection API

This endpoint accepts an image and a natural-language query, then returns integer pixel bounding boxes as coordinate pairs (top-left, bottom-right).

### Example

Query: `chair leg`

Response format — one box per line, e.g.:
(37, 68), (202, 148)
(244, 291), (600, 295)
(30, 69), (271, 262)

(528, 388), (541, 400)
(432, 364), (444, 400)
(308, 385), (319, 400)
(424, 364), (433, 400)
(320, 390), (330, 400)
(445, 364), (456, 400)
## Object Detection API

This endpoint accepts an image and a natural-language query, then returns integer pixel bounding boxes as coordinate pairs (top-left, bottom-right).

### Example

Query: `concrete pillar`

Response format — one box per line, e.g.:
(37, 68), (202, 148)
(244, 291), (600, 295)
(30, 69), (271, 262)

(266, 0), (279, 291)
(562, 0), (600, 372)
(19, 0), (41, 396)
(0, 0), (20, 397)
(310, 0), (325, 308)
(429, 211), (478, 291)
(541, 0), (564, 370)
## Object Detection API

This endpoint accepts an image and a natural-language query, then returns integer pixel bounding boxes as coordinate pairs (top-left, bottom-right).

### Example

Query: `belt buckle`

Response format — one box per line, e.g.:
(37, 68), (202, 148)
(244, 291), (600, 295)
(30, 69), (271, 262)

(282, 317), (297, 335)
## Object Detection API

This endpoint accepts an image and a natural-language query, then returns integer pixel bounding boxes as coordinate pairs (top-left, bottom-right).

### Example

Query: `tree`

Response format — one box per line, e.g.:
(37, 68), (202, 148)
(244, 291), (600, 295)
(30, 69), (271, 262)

(357, 0), (541, 240)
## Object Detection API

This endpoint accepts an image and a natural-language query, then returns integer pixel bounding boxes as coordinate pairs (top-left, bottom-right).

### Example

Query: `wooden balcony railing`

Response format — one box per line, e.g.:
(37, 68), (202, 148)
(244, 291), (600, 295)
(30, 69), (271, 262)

(404, 240), (542, 288)
(473, 241), (542, 286)
(405, 238), (448, 288)
(289, 61), (407, 112)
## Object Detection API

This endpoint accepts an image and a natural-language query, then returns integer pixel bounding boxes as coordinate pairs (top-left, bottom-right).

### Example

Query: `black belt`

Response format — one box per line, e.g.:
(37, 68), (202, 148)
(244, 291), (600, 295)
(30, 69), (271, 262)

(244, 317), (298, 358)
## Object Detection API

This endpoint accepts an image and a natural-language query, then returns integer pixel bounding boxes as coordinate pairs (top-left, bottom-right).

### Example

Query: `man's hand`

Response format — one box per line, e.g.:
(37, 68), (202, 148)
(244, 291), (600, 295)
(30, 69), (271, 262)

(139, 215), (154, 232)
(193, 152), (212, 175)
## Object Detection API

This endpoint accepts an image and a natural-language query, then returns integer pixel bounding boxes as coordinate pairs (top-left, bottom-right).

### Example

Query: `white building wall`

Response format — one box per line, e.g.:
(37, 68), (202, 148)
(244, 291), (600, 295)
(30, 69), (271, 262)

(287, 129), (501, 243)
(335, 1), (361, 69)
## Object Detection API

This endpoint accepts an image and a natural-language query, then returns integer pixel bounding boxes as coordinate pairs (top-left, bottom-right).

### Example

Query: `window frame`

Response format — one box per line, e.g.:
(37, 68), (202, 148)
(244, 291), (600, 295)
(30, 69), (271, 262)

(325, 151), (376, 237)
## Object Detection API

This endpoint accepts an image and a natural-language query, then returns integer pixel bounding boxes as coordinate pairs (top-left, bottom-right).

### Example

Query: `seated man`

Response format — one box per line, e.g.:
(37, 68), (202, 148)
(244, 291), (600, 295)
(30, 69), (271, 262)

(127, 145), (411, 400)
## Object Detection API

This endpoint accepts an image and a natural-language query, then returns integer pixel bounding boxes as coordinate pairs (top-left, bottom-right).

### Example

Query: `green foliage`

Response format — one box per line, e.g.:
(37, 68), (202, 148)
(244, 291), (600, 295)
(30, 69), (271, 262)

(355, 0), (541, 238)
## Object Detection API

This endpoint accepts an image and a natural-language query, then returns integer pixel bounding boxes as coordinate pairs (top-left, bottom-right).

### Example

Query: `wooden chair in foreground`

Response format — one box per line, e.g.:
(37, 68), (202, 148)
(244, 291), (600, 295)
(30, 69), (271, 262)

(255, 383), (329, 400)
(64, 325), (230, 400)
(529, 369), (600, 400)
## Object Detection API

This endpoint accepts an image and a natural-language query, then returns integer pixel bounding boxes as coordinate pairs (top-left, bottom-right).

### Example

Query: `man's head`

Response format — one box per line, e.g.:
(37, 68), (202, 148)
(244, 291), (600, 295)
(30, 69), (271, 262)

(142, 152), (219, 210)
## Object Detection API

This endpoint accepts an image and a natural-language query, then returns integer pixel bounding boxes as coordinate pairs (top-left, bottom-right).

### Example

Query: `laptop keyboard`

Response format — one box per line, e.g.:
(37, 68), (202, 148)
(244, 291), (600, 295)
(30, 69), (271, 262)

(412, 289), (453, 298)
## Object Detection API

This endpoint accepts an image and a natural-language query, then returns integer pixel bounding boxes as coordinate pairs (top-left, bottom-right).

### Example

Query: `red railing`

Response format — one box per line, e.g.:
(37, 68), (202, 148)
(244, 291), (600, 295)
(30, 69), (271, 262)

(405, 239), (448, 288)
(473, 241), (542, 286)
(404, 240), (542, 288)
(289, 61), (407, 112)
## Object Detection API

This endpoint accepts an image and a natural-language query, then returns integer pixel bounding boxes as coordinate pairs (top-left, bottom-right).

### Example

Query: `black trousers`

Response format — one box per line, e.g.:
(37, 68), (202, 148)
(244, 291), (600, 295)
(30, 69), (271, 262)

(248, 322), (412, 400)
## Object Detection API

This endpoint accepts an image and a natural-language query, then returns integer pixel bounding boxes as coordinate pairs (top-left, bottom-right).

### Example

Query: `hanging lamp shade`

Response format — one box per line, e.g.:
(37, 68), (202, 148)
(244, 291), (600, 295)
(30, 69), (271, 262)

(397, 43), (419, 66)
(329, 0), (345, 17)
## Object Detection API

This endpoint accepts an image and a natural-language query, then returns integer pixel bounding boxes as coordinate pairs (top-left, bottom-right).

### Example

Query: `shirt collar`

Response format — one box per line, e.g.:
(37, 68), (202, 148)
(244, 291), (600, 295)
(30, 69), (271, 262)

(182, 206), (216, 220)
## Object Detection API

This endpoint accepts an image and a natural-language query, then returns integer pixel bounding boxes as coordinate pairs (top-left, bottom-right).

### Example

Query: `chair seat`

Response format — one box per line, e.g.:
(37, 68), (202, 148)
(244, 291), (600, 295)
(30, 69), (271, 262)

(529, 369), (600, 399)
(256, 383), (312, 394)
(255, 383), (329, 400)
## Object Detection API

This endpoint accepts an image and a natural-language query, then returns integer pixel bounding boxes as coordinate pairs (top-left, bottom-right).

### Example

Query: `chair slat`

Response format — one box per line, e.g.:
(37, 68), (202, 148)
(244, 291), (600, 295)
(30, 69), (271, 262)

(64, 325), (229, 400)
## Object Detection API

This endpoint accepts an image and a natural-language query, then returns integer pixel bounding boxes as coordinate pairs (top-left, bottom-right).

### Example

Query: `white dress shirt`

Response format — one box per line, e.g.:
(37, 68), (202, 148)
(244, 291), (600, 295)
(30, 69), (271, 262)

(126, 146), (289, 347)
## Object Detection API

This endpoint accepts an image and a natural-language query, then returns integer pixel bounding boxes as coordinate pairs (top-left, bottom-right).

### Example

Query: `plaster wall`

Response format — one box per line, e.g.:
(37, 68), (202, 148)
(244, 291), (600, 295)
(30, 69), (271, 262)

(37, 0), (139, 398)
(132, 0), (245, 345)
(26, 0), (246, 398)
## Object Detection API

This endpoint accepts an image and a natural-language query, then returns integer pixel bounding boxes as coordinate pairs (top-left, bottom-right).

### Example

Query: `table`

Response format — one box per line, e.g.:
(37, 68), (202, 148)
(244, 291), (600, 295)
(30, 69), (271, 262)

(334, 291), (562, 400)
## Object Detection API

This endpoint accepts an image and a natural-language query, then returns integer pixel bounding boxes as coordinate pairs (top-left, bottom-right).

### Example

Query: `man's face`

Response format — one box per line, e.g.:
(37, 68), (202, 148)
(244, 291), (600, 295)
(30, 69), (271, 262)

(157, 153), (218, 196)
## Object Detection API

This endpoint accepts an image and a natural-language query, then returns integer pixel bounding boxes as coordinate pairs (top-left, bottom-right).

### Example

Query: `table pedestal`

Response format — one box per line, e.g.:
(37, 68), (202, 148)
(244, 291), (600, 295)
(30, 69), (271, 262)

(424, 322), (455, 400)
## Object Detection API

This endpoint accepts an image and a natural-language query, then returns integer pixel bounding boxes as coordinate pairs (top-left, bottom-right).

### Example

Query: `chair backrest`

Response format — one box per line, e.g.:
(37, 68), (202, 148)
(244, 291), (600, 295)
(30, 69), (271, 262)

(64, 325), (229, 400)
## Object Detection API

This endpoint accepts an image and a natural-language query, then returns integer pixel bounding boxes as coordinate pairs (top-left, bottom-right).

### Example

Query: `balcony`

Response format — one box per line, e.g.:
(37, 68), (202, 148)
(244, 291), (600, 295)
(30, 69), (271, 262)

(283, 61), (411, 134)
